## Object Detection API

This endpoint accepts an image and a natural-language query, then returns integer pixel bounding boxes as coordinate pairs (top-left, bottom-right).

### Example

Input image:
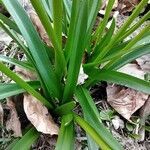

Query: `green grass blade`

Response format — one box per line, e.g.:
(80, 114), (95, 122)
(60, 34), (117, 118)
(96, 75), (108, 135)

(74, 115), (112, 150)
(106, 43), (150, 70)
(52, 0), (62, 47)
(0, 55), (34, 70)
(54, 101), (76, 116)
(0, 62), (53, 109)
(86, 69), (150, 95)
(64, 0), (80, 62)
(0, 21), (34, 63)
(75, 86), (123, 150)
(0, 81), (40, 100)
(94, 0), (149, 63)
(63, 0), (88, 102)
(0, 13), (20, 34)
(91, 19), (116, 62)
(30, 0), (66, 80)
(63, 0), (72, 19)
(11, 127), (40, 150)
(118, 11), (150, 42)
(41, 0), (53, 20)
(2, 0), (62, 99)
(93, 0), (115, 43)
(84, 0), (102, 52)
(104, 24), (150, 69)
(55, 114), (75, 150)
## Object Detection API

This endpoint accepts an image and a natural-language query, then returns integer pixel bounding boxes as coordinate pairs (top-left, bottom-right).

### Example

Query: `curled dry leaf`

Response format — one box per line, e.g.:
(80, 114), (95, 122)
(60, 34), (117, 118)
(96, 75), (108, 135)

(118, 63), (145, 80)
(118, 0), (140, 14)
(29, 11), (52, 46)
(15, 66), (37, 81)
(107, 84), (149, 120)
(6, 98), (22, 137)
(107, 62), (149, 120)
(136, 54), (150, 73)
(23, 94), (59, 135)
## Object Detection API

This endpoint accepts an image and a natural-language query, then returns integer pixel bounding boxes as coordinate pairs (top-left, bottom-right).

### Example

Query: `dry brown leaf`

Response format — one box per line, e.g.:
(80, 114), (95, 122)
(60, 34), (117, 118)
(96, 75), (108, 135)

(29, 11), (52, 46)
(15, 66), (37, 81)
(118, 63), (145, 79)
(107, 84), (149, 120)
(107, 63), (149, 120)
(119, 0), (140, 14)
(136, 54), (150, 73)
(0, 103), (3, 125)
(6, 98), (22, 137)
(23, 94), (59, 135)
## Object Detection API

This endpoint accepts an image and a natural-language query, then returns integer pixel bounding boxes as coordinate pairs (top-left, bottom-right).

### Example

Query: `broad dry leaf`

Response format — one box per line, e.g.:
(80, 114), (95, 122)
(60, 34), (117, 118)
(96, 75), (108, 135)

(6, 98), (22, 137)
(0, 103), (3, 125)
(107, 63), (149, 120)
(118, 63), (145, 80)
(136, 54), (150, 73)
(29, 11), (52, 46)
(15, 66), (37, 81)
(107, 84), (149, 120)
(119, 0), (140, 14)
(23, 94), (59, 135)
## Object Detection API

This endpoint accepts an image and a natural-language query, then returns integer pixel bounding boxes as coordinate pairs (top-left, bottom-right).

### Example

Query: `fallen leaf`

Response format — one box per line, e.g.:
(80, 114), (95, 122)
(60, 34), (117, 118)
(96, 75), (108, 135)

(136, 54), (150, 73)
(119, 0), (140, 14)
(23, 94), (59, 135)
(118, 63), (145, 80)
(15, 66), (37, 81)
(6, 98), (22, 137)
(29, 11), (52, 46)
(107, 84), (149, 120)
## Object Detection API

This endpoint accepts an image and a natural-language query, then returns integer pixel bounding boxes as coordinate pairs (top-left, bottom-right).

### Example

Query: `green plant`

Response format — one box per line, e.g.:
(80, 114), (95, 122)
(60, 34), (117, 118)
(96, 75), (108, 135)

(0, 0), (150, 149)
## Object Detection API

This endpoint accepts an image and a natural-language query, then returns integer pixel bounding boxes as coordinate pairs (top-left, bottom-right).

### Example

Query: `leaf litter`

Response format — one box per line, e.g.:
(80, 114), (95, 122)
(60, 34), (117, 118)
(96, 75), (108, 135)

(0, 0), (148, 149)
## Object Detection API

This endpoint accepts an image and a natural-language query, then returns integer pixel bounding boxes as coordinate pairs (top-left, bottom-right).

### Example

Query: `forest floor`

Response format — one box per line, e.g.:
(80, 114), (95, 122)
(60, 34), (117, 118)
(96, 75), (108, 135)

(0, 0), (150, 150)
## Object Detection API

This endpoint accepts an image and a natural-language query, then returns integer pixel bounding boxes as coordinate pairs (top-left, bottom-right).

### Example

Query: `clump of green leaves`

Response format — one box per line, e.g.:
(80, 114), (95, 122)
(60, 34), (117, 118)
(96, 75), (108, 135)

(0, 0), (150, 149)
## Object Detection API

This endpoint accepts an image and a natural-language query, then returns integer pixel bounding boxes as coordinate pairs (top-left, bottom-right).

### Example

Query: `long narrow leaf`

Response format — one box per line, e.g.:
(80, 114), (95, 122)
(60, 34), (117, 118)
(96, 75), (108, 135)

(30, 0), (66, 81)
(85, 0), (102, 50)
(0, 81), (40, 100)
(0, 21), (34, 63)
(63, 0), (88, 102)
(75, 86), (123, 150)
(93, 0), (115, 43)
(93, 0), (149, 63)
(118, 11), (150, 42)
(106, 43), (150, 70)
(105, 24), (150, 69)
(0, 55), (34, 71)
(0, 62), (53, 109)
(85, 69), (150, 95)
(2, 0), (62, 99)
(11, 127), (40, 150)
(74, 115), (112, 150)
(0, 13), (20, 34)
(55, 114), (75, 150)
(90, 19), (116, 62)
(52, 0), (62, 46)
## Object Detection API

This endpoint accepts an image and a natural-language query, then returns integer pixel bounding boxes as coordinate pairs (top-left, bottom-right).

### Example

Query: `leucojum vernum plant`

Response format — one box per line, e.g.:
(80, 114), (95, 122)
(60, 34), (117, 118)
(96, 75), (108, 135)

(0, 0), (150, 149)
